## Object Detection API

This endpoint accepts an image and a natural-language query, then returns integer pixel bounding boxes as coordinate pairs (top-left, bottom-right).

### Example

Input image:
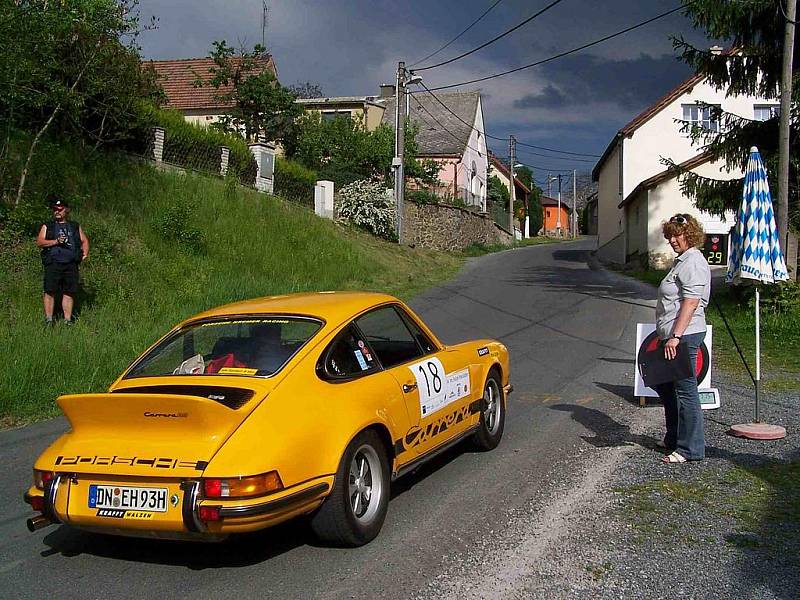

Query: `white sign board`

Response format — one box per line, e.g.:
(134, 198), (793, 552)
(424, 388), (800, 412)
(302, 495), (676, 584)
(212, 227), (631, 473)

(634, 324), (713, 397)
(408, 358), (471, 417)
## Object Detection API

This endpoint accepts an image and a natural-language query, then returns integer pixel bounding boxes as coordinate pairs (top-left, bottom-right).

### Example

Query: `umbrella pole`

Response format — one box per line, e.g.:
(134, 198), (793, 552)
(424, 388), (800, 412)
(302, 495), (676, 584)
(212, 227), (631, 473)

(755, 286), (761, 423)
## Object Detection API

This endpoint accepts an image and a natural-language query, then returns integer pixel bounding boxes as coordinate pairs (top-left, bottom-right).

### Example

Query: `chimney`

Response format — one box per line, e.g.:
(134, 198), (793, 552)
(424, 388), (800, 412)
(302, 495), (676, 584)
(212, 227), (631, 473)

(710, 45), (724, 55)
(379, 83), (396, 98)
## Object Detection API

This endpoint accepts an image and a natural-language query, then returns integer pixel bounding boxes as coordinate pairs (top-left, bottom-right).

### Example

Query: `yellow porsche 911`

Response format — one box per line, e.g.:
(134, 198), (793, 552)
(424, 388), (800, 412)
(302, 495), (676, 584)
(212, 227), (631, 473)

(25, 292), (510, 546)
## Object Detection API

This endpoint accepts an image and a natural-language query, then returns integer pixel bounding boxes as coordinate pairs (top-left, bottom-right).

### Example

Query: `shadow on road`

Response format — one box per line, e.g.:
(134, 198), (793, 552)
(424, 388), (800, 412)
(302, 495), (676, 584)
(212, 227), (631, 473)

(550, 403), (658, 450)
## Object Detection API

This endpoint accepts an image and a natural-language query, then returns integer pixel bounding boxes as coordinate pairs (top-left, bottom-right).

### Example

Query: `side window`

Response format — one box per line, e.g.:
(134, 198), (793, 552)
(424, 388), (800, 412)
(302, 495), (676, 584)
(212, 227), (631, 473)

(397, 308), (436, 354)
(319, 325), (378, 379)
(356, 306), (424, 368)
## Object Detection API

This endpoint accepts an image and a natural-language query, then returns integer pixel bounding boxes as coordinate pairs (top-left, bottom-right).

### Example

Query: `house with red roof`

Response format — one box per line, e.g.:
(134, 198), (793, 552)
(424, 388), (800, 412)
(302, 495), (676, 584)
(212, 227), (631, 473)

(591, 49), (777, 268)
(147, 56), (278, 127)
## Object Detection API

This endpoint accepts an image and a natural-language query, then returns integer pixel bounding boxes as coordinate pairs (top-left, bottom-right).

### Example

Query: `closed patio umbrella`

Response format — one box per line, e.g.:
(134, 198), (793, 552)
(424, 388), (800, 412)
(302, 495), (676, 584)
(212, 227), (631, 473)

(726, 146), (789, 439)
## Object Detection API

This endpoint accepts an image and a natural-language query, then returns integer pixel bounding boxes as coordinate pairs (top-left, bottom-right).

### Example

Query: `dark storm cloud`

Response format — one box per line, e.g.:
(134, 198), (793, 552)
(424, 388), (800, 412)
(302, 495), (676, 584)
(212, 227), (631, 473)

(513, 53), (693, 112)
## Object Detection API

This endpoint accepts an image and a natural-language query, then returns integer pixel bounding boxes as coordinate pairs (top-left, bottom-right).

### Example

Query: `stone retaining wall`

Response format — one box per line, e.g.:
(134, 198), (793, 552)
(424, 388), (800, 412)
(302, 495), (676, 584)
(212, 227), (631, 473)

(404, 202), (513, 251)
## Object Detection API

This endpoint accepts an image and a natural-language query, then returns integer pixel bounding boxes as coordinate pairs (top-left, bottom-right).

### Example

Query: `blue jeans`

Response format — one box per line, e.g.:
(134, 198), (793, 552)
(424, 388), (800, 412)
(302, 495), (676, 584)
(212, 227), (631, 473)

(653, 331), (706, 460)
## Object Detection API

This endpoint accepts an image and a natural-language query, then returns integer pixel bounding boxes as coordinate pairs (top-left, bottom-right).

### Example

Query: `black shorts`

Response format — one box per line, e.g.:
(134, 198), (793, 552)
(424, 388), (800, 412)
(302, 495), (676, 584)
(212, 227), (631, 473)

(43, 262), (79, 295)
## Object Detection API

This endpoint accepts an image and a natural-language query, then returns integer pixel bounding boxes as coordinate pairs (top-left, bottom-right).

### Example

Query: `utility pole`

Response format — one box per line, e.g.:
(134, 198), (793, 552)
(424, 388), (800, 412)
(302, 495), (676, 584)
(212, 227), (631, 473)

(779, 0), (796, 278)
(393, 61), (406, 242)
(557, 173), (562, 237)
(509, 135), (516, 236)
(572, 169), (577, 239)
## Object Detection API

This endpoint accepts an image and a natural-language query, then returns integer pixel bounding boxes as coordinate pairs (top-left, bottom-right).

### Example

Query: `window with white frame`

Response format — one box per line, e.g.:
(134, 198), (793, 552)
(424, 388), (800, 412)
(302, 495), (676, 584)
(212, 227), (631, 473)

(682, 104), (720, 132)
(753, 104), (780, 121)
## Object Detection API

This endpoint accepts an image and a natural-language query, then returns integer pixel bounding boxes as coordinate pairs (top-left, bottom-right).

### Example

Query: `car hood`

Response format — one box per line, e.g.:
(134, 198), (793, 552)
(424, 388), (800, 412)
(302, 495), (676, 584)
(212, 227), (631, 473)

(36, 387), (273, 477)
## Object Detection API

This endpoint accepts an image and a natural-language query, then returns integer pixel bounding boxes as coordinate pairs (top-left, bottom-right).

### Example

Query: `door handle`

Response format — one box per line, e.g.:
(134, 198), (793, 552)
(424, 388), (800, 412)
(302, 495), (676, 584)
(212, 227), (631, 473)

(402, 383), (417, 393)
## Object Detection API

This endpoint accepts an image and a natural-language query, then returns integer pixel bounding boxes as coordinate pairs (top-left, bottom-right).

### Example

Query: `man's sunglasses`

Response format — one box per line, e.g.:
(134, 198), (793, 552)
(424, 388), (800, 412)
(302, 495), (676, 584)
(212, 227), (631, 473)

(669, 214), (689, 224)
(52, 206), (66, 211)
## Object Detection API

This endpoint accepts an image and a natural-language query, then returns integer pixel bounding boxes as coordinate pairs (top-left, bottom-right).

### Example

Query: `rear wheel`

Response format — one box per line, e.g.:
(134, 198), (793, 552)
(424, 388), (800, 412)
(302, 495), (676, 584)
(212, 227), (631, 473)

(310, 429), (389, 546)
(472, 371), (505, 450)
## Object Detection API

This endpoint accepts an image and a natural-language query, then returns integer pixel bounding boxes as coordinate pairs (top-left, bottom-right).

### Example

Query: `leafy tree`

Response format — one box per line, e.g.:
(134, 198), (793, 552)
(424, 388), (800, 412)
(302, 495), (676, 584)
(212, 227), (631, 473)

(670, 0), (799, 234)
(288, 81), (324, 99)
(487, 175), (509, 207)
(528, 184), (543, 236)
(515, 165), (533, 191)
(0, 0), (158, 205)
(284, 112), (431, 189)
(200, 40), (302, 143)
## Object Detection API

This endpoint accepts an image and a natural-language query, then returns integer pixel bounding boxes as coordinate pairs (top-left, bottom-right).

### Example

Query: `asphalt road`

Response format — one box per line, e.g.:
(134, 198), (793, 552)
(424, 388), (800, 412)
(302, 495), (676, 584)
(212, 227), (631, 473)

(0, 238), (659, 600)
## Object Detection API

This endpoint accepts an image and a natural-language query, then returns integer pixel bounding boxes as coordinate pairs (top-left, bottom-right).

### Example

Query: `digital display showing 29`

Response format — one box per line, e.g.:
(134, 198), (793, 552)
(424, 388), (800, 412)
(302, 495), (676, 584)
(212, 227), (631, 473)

(702, 234), (728, 265)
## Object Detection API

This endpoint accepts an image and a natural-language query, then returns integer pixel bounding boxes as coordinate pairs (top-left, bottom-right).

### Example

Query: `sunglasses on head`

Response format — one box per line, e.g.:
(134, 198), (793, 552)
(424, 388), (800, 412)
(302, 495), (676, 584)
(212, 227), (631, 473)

(669, 214), (689, 224)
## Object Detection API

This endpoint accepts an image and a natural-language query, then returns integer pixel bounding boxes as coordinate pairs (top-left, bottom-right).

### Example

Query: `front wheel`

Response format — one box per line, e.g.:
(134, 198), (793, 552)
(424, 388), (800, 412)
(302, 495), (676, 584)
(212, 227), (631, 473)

(472, 371), (505, 450)
(310, 429), (390, 546)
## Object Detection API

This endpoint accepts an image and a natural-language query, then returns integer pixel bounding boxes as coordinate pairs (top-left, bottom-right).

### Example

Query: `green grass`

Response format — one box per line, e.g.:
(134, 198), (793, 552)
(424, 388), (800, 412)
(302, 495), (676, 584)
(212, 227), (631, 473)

(0, 138), (462, 425)
(617, 461), (800, 553)
(622, 268), (800, 390)
(461, 235), (560, 257)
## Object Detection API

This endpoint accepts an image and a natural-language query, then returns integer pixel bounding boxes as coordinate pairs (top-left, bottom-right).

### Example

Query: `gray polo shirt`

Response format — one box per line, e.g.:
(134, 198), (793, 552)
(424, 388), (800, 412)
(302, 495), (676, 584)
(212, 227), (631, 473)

(656, 247), (710, 340)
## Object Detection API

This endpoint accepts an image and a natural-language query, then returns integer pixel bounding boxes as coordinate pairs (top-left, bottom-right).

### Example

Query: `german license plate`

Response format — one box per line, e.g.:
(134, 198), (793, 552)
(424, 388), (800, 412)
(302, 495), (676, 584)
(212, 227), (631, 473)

(88, 484), (168, 513)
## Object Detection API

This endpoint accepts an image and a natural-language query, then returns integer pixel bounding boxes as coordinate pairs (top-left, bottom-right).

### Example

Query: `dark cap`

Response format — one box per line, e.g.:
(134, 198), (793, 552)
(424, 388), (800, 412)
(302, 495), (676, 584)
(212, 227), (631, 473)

(50, 198), (69, 209)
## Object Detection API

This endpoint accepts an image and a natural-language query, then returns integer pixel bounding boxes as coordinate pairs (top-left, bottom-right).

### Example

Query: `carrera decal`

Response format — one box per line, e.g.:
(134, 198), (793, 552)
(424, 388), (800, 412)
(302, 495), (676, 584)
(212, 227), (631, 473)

(55, 455), (206, 470)
(218, 367), (258, 375)
(477, 347), (489, 356)
(408, 358), (471, 416)
(400, 401), (482, 452)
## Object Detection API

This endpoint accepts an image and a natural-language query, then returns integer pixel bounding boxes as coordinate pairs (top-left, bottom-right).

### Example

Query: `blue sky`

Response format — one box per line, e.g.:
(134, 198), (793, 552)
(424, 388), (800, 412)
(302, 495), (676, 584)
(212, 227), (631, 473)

(135, 0), (714, 179)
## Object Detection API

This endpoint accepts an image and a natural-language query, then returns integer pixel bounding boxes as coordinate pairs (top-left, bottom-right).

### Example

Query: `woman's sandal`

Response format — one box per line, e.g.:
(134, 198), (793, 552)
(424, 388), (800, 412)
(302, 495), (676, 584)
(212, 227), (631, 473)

(661, 451), (687, 464)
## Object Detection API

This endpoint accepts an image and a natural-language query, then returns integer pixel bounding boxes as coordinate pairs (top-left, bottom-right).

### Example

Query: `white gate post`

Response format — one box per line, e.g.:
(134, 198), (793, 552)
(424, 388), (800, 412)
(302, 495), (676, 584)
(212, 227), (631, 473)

(220, 146), (230, 177)
(152, 127), (165, 163)
(314, 180), (335, 219)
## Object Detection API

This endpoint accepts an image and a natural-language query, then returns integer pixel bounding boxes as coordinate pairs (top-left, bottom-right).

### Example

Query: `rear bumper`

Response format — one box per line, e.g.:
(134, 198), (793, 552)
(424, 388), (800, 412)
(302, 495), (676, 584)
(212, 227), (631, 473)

(24, 475), (333, 539)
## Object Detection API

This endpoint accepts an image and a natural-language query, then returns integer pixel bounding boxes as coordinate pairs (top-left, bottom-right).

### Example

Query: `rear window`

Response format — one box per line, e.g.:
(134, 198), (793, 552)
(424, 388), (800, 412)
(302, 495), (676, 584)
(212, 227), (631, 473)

(125, 316), (322, 379)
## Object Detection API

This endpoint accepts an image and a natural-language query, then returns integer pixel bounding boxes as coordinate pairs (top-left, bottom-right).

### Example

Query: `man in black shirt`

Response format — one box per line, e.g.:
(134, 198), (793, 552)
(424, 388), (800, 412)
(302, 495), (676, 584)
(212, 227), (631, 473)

(36, 198), (89, 324)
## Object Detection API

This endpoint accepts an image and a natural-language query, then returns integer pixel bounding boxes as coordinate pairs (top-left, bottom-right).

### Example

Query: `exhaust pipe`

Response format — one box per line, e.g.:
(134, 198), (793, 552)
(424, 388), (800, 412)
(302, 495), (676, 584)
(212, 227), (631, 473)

(27, 515), (53, 532)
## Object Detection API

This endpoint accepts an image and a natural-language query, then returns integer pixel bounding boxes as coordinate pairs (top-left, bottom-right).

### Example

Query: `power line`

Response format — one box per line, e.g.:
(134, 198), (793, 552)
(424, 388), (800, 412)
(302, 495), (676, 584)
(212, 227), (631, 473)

(413, 0), (567, 72)
(424, 3), (687, 90)
(514, 146), (596, 163)
(515, 140), (600, 157)
(416, 83), (600, 160)
(409, 0), (505, 68)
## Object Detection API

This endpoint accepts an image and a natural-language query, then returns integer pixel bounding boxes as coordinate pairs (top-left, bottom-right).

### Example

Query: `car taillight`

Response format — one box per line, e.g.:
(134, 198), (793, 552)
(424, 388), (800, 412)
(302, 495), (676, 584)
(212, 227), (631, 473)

(202, 471), (283, 499)
(33, 470), (55, 490)
(198, 506), (221, 522)
(30, 496), (45, 512)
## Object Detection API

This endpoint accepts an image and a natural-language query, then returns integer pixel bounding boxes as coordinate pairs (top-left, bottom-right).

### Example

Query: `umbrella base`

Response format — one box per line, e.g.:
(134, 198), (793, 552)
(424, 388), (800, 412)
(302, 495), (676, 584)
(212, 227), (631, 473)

(728, 422), (787, 440)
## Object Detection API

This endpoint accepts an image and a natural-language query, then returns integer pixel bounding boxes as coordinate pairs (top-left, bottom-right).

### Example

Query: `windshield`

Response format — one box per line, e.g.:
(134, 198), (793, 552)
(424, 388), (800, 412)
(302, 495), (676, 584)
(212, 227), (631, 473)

(125, 316), (323, 379)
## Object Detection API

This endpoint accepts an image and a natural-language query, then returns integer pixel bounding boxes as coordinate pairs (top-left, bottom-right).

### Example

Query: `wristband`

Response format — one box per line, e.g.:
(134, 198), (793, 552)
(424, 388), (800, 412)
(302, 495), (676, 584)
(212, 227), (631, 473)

(670, 334), (682, 340)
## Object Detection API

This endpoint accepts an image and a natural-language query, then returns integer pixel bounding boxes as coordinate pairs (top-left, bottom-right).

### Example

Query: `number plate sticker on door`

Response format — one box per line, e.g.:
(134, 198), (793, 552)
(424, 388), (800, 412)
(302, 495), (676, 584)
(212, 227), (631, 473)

(88, 484), (168, 515)
(409, 358), (471, 416)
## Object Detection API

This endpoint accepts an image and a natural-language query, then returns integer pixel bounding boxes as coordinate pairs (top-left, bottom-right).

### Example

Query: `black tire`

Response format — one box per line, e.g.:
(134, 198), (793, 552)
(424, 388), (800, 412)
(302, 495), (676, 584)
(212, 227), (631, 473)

(310, 429), (390, 547)
(472, 370), (505, 450)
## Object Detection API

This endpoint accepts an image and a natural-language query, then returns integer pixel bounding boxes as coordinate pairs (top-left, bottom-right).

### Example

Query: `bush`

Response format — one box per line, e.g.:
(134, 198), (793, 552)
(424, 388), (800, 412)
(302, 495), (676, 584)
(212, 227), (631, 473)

(406, 189), (440, 205)
(336, 180), (396, 241)
(136, 107), (257, 185)
(274, 158), (317, 207)
(156, 202), (206, 254)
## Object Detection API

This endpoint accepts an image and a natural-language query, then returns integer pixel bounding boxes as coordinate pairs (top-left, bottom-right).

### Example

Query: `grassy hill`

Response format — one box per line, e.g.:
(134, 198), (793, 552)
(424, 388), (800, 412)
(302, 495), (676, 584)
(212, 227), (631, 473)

(0, 140), (461, 425)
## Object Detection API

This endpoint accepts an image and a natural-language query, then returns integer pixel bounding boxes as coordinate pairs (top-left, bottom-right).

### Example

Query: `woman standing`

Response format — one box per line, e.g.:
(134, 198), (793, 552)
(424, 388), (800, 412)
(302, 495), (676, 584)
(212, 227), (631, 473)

(654, 214), (711, 464)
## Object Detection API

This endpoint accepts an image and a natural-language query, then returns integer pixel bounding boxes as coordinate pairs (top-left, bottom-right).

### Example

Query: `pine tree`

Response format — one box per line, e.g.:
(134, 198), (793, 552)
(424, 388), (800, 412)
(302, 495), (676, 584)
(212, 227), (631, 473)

(670, 0), (798, 233)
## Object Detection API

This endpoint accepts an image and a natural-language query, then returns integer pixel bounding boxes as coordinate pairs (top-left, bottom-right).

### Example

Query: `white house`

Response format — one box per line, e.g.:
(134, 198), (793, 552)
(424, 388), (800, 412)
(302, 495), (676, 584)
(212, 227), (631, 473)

(592, 56), (778, 268)
(381, 91), (488, 210)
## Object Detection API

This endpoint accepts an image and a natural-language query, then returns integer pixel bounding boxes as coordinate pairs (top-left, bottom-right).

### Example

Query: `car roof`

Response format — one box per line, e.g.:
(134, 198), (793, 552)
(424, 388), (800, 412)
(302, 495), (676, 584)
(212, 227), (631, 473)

(184, 291), (400, 327)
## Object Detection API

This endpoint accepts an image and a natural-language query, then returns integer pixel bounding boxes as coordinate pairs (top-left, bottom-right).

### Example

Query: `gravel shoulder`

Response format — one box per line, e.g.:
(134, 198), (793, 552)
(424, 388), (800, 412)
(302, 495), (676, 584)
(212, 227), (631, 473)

(413, 371), (798, 600)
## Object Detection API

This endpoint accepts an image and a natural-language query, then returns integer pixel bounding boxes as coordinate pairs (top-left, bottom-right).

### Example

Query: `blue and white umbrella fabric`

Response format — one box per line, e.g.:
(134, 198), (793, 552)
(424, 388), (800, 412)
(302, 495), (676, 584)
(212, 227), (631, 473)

(726, 146), (788, 427)
(726, 147), (789, 284)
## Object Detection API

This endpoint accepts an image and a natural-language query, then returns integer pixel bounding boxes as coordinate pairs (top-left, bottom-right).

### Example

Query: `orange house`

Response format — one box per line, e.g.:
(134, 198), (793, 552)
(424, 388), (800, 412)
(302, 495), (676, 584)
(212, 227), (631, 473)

(541, 196), (571, 235)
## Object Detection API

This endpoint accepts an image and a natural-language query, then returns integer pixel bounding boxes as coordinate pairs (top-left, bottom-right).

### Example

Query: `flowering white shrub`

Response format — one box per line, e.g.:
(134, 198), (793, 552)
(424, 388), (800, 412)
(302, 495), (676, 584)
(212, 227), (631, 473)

(335, 179), (396, 240)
